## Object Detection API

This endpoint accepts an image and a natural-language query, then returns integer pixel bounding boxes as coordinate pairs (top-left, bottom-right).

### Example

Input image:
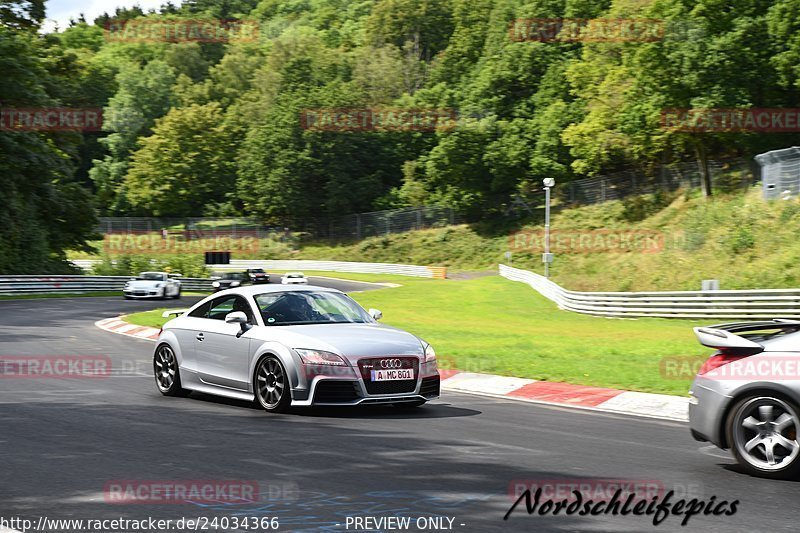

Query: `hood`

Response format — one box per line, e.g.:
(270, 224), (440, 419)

(127, 279), (162, 288)
(252, 323), (424, 360)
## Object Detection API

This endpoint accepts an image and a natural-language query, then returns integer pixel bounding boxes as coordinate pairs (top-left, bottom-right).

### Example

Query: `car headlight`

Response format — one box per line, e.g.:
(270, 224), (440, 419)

(424, 343), (436, 362)
(231, 281), (241, 287)
(155, 283), (164, 288)
(212, 281), (220, 288)
(295, 349), (347, 366)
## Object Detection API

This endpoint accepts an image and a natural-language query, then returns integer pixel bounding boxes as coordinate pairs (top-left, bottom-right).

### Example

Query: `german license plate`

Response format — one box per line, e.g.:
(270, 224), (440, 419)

(370, 368), (414, 381)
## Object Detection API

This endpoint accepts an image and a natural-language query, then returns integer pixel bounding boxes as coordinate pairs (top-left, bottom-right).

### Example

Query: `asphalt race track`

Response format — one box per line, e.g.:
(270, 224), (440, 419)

(2, 284), (800, 532)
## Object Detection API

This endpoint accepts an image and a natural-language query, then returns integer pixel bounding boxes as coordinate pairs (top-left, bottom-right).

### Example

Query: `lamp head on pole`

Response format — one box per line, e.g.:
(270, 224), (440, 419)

(543, 178), (555, 188)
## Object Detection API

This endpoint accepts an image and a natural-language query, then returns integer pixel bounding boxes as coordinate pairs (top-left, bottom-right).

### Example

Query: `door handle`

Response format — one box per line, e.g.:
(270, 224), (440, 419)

(196, 333), (205, 341)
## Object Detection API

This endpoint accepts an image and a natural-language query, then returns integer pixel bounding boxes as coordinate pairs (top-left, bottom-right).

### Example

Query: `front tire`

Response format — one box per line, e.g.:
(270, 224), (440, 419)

(154, 344), (189, 397)
(726, 393), (800, 479)
(254, 356), (291, 413)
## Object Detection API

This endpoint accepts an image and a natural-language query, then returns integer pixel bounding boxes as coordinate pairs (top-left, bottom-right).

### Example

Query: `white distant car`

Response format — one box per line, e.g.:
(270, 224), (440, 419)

(281, 272), (308, 285)
(123, 272), (181, 299)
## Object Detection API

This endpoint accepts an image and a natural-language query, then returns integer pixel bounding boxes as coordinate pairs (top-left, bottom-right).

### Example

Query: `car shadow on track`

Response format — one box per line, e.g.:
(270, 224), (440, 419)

(184, 391), (480, 419)
(721, 463), (800, 482)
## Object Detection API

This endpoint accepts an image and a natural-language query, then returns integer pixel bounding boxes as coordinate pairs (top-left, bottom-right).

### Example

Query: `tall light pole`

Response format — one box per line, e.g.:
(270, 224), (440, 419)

(542, 178), (555, 278)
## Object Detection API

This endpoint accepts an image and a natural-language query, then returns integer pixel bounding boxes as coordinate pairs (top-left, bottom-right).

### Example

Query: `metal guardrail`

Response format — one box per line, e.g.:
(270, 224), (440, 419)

(70, 259), (447, 279)
(499, 264), (800, 319)
(0, 275), (214, 296)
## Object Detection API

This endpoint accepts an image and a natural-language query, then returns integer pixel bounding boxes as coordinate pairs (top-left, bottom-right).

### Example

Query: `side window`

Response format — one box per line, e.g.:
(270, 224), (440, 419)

(207, 296), (237, 320)
(189, 296), (254, 321)
(208, 295), (254, 322)
(188, 300), (212, 318)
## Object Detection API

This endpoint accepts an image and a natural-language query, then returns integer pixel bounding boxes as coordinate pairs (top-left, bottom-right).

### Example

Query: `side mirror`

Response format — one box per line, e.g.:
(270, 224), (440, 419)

(225, 311), (252, 337)
(369, 308), (383, 321)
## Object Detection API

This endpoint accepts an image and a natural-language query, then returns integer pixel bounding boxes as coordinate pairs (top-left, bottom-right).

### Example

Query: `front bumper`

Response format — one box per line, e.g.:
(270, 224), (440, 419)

(688, 376), (733, 447)
(290, 359), (441, 407)
(123, 289), (162, 298)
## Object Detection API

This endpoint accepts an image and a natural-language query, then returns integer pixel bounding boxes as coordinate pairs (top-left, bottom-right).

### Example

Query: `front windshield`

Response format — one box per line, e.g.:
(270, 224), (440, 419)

(255, 291), (372, 326)
(140, 272), (164, 281)
(249, 269), (265, 273)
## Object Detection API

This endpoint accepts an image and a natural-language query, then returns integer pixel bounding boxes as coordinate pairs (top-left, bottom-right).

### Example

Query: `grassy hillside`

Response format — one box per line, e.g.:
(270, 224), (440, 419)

(76, 184), (800, 291)
(295, 185), (800, 291)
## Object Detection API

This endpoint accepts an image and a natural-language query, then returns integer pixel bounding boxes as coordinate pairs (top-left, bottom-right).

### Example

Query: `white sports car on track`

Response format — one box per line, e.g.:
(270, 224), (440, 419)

(123, 272), (181, 300)
(281, 272), (308, 284)
(153, 285), (440, 412)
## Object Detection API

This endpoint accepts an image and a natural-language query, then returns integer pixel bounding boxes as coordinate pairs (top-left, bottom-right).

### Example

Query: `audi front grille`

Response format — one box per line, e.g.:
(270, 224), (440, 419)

(357, 357), (419, 395)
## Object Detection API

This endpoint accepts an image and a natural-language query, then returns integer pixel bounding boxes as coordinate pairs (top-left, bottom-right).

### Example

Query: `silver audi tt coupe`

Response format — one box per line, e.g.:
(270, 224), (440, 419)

(153, 285), (440, 412)
(689, 320), (800, 479)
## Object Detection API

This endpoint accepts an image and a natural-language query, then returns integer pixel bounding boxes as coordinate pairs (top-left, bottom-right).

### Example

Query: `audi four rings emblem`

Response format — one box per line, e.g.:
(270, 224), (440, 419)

(381, 358), (403, 369)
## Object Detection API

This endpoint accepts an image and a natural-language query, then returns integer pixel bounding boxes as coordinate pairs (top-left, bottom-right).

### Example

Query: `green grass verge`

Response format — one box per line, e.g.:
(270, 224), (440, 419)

(123, 310), (172, 328)
(125, 276), (709, 396)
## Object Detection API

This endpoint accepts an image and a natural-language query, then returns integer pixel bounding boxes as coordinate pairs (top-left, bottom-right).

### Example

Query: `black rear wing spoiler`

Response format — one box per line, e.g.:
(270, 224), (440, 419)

(693, 319), (800, 355)
(705, 319), (800, 334)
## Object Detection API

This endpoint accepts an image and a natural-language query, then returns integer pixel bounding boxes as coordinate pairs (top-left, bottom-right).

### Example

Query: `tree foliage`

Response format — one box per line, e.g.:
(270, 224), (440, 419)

(5, 0), (800, 274)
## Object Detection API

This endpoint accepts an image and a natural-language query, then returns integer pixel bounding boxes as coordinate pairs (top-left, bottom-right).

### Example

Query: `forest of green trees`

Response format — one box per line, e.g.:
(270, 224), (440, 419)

(3, 0), (800, 272)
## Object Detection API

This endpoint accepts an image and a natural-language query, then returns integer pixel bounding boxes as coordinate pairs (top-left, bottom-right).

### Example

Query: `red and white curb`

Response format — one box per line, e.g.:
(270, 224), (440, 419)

(94, 317), (689, 421)
(95, 316), (160, 341)
(440, 371), (688, 422)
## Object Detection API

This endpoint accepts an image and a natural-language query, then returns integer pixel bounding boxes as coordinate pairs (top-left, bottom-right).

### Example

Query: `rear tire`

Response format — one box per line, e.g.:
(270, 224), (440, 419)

(154, 344), (190, 397)
(726, 393), (800, 479)
(254, 356), (291, 413)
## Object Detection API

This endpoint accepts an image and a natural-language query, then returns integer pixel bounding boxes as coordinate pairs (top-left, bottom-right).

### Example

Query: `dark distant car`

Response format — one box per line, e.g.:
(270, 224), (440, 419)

(211, 272), (249, 292)
(246, 268), (270, 284)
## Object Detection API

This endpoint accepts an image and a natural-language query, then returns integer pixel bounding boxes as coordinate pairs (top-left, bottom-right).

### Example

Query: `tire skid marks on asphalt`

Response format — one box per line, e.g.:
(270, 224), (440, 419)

(0, 388), (109, 403)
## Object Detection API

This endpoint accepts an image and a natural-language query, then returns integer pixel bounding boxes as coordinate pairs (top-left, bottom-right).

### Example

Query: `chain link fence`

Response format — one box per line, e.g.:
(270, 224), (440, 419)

(562, 158), (755, 205)
(96, 217), (276, 237)
(97, 206), (460, 241)
(302, 206), (459, 240)
(755, 146), (800, 200)
(96, 159), (752, 241)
